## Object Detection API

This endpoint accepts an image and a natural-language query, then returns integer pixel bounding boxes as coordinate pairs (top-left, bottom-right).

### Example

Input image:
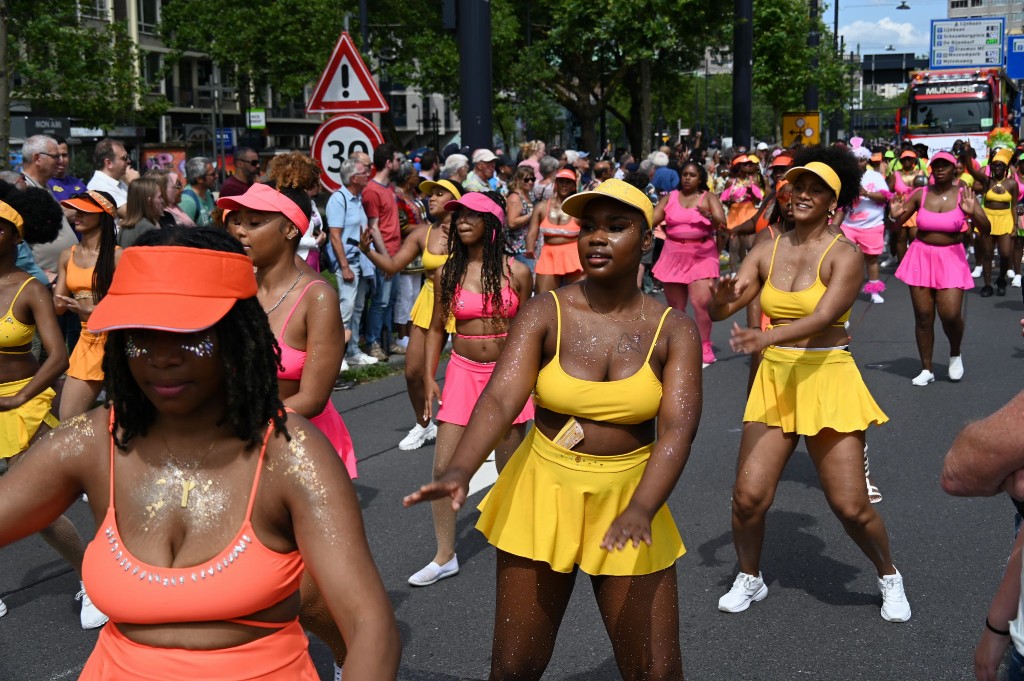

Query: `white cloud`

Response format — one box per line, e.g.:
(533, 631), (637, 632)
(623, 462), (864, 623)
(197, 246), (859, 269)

(840, 17), (929, 54)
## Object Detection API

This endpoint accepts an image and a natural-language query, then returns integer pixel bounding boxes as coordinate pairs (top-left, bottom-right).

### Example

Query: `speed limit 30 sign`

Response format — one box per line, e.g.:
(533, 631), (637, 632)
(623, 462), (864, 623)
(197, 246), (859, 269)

(312, 114), (385, 192)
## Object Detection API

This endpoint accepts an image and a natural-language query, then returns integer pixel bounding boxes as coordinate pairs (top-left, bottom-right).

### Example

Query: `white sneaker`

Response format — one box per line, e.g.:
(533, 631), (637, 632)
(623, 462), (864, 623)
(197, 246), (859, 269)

(718, 572), (768, 613)
(76, 585), (108, 629)
(408, 556), (459, 586)
(399, 422), (437, 451)
(1009, 269), (1016, 279)
(341, 358), (349, 372)
(346, 350), (379, 366)
(971, 265), (983, 278)
(948, 356), (964, 382)
(878, 569), (911, 622)
(0, 596), (7, 617)
(911, 370), (935, 386)
(333, 662), (342, 681)
(870, 292), (885, 304)
(1014, 274), (1022, 288)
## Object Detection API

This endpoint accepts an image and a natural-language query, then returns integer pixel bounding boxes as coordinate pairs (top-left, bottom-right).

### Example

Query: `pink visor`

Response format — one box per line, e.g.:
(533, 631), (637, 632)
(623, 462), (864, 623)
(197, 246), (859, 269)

(444, 192), (506, 225)
(929, 151), (957, 167)
(216, 183), (310, 235)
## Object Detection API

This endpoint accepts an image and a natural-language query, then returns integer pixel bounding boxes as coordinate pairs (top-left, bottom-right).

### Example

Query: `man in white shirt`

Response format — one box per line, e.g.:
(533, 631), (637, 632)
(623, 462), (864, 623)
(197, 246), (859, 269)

(86, 138), (130, 217)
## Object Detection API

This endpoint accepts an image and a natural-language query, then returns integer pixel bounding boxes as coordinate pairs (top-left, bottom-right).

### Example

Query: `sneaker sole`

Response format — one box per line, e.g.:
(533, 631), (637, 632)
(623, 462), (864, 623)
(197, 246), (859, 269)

(880, 606), (911, 623)
(398, 437), (433, 451)
(718, 584), (768, 613)
(408, 567), (459, 587)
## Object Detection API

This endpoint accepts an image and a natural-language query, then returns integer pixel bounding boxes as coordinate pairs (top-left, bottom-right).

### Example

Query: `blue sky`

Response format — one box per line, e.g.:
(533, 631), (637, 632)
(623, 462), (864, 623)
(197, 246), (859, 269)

(838, 0), (949, 56)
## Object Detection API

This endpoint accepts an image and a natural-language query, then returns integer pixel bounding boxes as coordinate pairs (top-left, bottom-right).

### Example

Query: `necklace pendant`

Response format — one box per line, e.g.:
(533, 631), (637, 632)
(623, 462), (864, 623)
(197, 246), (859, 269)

(180, 479), (197, 508)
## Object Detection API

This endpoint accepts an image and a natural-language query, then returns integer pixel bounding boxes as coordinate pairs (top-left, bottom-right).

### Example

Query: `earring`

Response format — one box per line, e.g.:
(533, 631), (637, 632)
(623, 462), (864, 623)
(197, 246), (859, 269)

(827, 208), (836, 224)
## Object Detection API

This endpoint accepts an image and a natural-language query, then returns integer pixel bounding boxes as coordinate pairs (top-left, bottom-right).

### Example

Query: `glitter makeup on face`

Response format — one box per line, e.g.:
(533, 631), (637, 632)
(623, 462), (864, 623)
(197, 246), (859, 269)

(125, 334), (147, 359)
(181, 333), (215, 358)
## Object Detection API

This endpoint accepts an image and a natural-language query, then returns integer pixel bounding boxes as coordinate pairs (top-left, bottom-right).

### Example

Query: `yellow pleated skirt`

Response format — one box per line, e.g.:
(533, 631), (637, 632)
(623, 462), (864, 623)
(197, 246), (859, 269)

(0, 377), (59, 457)
(984, 206), (1015, 236)
(409, 279), (456, 333)
(476, 428), (685, 576)
(744, 346), (888, 436)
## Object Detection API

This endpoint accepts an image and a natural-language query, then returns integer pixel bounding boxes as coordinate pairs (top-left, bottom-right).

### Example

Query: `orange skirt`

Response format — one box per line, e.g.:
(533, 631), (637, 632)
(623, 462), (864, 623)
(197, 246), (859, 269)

(726, 201), (758, 231)
(79, 620), (318, 680)
(68, 326), (106, 381)
(535, 240), (582, 276)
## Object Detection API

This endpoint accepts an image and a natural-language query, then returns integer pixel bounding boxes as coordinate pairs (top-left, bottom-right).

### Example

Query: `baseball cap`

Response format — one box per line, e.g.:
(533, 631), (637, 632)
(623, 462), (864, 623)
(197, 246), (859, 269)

(418, 179), (463, 200)
(555, 168), (578, 182)
(216, 183), (310, 235)
(769, 153), (794, 169)
(472, 149), (498, 164)
(88, 246), (257, 334)
(444, 191), (505, 224)
(561, 178), (654, 230)
(756, 142), (769, 151)
(784, 162), (842, 197)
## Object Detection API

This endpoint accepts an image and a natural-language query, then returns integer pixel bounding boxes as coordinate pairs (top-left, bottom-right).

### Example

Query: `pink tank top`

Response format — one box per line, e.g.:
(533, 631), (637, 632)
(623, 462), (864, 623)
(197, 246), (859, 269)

(915, 188), (968, 234)
(276, 280), (330, 381)
(663, 191), (713, 241)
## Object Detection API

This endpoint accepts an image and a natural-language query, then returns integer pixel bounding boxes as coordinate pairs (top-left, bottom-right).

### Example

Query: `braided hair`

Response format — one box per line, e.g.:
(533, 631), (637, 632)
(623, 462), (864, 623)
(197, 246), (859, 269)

(0, 181), (62, 245)
(103, 225), (288, 450)
(439, 191), (512, 333)
(67, 190), (119, 302)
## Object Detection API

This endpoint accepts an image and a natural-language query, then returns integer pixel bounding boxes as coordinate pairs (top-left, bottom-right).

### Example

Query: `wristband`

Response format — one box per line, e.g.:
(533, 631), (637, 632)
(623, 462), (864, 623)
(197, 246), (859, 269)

(986, 617), (1011, 636)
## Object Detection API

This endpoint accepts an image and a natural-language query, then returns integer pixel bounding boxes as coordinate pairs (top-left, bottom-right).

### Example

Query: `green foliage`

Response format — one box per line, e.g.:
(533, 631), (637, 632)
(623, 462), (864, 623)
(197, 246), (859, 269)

(6, 1), (165, 127)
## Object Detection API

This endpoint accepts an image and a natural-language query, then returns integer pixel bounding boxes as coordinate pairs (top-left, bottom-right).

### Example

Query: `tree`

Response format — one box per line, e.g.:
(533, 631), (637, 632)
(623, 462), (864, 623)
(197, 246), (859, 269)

(1, 0), (163, 168)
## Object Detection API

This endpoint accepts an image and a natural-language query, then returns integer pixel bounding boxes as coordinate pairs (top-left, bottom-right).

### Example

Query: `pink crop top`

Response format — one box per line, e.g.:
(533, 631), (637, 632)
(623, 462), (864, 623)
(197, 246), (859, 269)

(276, 280), (330, 381)
(453, 284), (520, 321)
(81, 416), (305, 626)
(915, 188), (968, 234)
(663, 191), (713, 241)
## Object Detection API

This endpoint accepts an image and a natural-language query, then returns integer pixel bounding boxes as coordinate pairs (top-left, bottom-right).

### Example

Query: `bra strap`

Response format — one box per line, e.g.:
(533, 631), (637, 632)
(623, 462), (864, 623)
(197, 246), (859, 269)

(766, 232), (783, 280)
(549, 290), (562, 357)
(7, 277), (34, 314)
(645, 307), (673, 362)
(244, 421), (278, 522)
(280, 279), (327, 335)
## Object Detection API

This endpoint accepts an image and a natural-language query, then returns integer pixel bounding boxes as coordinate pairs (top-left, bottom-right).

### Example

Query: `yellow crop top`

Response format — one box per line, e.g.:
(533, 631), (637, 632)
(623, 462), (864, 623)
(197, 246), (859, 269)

(533, 291), (669, 425)
(0, 278), (36, 353)
(985, 184), (1012, 204)
(420, 225), (449, 272)
(760, 234), (851, 326)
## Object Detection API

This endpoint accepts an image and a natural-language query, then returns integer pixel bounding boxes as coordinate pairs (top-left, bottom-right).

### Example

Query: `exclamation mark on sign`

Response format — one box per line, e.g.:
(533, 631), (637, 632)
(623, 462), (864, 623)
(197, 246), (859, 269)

(341, 63), (350, 99)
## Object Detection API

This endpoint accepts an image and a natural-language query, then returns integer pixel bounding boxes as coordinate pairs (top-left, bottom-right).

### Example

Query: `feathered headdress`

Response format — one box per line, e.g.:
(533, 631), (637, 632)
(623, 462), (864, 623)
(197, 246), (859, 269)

(986, 127), (1015, 150)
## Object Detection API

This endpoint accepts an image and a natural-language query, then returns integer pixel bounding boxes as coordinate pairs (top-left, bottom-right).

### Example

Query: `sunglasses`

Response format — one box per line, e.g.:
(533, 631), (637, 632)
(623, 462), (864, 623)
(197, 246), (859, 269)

(522, 177), (536, 182)
(242, 159), (260, 167)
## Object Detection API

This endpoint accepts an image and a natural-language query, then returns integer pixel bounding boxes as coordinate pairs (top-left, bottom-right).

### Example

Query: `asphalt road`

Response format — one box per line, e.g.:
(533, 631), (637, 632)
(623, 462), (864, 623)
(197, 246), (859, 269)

(3, 264), (1024, 681)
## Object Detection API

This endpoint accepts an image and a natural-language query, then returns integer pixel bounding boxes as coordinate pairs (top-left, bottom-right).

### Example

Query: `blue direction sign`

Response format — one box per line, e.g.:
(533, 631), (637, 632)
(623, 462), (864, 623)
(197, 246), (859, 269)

(1008, 35), (1024, 80)
(930, 18), (1005, 69)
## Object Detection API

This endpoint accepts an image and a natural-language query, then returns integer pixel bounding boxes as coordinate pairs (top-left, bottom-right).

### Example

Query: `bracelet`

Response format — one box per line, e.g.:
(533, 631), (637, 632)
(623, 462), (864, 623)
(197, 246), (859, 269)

(986, 617), (1011, 636)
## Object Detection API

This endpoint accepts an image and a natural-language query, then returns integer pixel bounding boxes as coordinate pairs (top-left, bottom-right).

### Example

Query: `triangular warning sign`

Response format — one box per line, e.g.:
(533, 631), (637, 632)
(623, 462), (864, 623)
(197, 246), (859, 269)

(306, 32), (389, 114)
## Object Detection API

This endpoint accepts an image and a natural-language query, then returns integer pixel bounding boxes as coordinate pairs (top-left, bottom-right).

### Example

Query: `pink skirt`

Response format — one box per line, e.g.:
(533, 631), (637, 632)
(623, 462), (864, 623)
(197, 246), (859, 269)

(651, 238), (719, 284)
(436, 352), (534, 427)
(310, 401), (358, 479)
(535, 240), (582, 276)
(895, 240), (973, 290)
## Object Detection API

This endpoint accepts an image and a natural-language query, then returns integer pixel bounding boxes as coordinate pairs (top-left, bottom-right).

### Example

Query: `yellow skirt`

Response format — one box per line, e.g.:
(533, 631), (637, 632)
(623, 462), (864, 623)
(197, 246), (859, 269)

(476, 428), (685, 576)
(984, 206), (1015, 236)
(0, 377), (59, 458)
(68, 326), (106, 381)
(744, 346), (888, 436)
(409, 279), (456, 333)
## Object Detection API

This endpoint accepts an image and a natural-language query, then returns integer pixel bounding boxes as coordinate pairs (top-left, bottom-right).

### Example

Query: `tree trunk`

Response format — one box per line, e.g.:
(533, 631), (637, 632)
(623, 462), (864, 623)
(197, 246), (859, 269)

(638, 59), (652, 157)
(578, 110), (597, 157)
(623, 59), (653, 156)
(0, 0), (10, 170)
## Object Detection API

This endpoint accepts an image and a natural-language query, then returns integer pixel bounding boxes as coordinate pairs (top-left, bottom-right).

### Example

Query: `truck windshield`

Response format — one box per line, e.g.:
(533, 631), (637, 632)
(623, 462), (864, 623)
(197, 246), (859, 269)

(908, 97), (993, 133)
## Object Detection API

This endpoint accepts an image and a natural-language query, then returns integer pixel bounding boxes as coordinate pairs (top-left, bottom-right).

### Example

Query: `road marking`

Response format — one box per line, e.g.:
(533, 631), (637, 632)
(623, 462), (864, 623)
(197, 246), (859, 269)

(468, 451), (498, 497)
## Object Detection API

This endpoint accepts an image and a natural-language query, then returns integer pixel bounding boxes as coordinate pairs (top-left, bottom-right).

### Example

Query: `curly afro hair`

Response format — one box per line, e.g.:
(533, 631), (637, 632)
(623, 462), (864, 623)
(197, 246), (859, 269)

(0, 181), (62, 245)
(789, 145), (861, 210)
(264, 152), (321, 193)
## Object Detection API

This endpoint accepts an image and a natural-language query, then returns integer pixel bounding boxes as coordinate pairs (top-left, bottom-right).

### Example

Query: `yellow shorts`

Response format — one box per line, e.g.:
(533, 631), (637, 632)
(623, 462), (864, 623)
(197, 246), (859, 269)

(0, 377), (59, 458)
(985, 206), (1015, 236)
(67, 326), (106, 382)
(409, 279), (455, 333)
(477, 428), (685, 576)
(744, 346), (888, 436)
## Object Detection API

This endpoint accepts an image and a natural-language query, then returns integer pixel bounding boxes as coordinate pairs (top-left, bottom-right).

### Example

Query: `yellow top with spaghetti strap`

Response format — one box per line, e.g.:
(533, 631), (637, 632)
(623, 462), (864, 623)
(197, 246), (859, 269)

(760, 233), (851, 327)
(0, 278), (36, 353)
(420, 225), (449, 272)
(533, 291), (670, 425)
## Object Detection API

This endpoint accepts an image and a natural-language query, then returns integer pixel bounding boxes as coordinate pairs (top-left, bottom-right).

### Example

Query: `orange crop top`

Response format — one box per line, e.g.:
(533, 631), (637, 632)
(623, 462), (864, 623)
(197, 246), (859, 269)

(0, 278), (36, 353)
(760, 234), (851, 327)
(66, 245), (95, 296)
(533, 291), (669, 425)
(82, 416), (305, 626)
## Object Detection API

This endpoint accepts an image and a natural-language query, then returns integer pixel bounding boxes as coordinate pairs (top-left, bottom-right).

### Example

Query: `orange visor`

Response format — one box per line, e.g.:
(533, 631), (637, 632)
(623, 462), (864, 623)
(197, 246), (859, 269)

(60, 191), (117, 218)
(88, 246), (257, 333)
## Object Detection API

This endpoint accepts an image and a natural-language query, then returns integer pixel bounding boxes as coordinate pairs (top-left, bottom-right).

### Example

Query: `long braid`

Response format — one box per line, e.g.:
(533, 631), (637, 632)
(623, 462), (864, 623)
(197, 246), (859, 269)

(90, 190), (119, 302)
(103, 226), (288, 450)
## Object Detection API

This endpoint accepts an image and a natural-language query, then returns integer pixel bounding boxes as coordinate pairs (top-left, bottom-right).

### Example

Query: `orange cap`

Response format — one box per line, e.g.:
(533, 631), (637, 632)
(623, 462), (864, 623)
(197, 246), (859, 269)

(88, 246), (257, 333)
(555, 168), (577, 181)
